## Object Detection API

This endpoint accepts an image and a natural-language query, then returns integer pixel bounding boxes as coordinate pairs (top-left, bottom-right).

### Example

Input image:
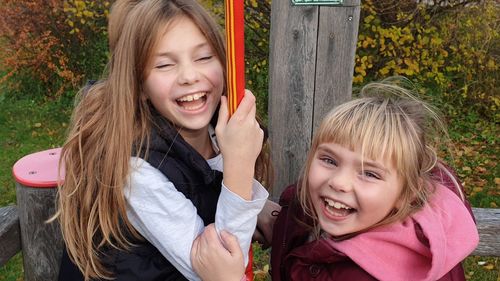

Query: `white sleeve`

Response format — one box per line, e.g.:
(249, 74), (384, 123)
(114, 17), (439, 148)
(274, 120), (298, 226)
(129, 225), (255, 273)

(216, 180), (268, 265)
(124, 157), (268, 281)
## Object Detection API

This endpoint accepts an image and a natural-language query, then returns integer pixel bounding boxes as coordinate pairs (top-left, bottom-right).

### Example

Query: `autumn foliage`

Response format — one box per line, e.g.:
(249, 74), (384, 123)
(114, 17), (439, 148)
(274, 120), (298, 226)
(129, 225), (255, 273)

(354, 0), (499, 117)
(0, 0), (109, 96)
(0, 0), (497, 118)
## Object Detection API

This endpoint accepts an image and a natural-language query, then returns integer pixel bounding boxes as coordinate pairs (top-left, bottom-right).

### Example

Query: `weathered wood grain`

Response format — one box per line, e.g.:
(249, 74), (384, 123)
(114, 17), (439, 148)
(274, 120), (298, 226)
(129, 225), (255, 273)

(268, 1), (360, 199)
(313, 5), (360, 129)
(0, 205), (21, 266)
(471, 207), (500, 256)
(16, 184), (63, 281)
(268, 2), (319, 200)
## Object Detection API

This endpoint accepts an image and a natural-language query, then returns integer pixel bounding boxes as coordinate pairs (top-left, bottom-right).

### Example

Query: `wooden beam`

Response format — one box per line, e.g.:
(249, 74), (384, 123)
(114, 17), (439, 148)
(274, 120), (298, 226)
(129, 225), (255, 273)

(471, 207), (500, 256)
(0, 205), (21, 266)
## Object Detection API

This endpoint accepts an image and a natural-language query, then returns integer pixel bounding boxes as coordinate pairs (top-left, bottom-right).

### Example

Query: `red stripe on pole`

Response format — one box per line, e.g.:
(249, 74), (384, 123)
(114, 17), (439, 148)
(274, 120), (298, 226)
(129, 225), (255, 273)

(225, 0), (245, 115)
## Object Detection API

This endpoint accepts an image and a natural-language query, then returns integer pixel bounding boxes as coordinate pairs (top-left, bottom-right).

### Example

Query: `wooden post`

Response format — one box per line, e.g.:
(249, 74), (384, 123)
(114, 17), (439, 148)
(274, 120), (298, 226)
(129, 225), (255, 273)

(13, 148), (63, 281)
(268, 0), (360, 199)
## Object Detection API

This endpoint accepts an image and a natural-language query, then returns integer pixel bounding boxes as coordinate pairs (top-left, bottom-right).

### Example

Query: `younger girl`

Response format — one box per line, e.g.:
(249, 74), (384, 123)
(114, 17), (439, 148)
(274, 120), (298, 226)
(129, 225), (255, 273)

(56, 0), (271, 280)
(192, 80), (479, 281)
(270, 81), (479, 280)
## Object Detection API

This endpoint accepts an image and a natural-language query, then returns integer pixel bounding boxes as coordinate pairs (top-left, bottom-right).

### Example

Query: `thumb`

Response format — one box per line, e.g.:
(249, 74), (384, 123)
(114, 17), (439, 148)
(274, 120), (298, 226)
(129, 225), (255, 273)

(220, 230), (242, 256)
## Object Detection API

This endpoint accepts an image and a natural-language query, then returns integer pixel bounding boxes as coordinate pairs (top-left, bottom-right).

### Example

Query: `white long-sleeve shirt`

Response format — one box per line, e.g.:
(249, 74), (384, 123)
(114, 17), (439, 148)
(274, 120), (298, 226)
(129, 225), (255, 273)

(124, 154), (268, 281)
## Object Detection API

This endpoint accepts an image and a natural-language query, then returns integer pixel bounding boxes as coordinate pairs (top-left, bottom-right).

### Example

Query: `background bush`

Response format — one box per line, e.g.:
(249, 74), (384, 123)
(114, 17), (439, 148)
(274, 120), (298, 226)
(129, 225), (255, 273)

(0, 0), (110, 97)
(354, 0), (499, 119)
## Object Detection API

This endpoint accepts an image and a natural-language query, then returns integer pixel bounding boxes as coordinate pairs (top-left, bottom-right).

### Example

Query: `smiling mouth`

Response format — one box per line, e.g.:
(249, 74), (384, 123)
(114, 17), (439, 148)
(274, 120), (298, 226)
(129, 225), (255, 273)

(323, 197), (356, 217)
(176, 92), (207, 110)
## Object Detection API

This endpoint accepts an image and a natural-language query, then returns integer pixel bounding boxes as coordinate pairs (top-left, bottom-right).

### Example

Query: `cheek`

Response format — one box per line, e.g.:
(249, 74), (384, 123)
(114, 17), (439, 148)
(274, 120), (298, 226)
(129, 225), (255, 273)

(144, 75), (173, 99)
(307, 167), (320, 191)
(207, 63), (224, 89)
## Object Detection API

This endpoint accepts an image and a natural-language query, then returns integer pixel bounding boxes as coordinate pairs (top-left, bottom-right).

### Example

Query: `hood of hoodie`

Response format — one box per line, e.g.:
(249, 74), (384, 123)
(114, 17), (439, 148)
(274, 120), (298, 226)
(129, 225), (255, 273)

(316, 183), (479, 281)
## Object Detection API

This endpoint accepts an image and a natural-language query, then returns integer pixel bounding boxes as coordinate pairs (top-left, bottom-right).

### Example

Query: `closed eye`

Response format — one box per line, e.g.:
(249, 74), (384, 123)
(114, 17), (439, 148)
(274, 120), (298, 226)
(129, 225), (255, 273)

(196, 55), (213, 62)
(156, 63), (174, 69)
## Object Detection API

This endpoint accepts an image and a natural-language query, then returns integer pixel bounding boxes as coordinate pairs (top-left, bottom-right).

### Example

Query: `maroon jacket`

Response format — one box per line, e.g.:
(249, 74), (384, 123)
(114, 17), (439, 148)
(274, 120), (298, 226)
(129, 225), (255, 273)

(271, 165), (476, 281)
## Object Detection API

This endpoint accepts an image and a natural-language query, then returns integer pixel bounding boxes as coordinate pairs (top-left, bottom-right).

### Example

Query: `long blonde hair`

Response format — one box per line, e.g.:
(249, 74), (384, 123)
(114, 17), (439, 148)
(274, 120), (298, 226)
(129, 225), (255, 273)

(298, 78), (452, 238)
(55, 0), (271, 279)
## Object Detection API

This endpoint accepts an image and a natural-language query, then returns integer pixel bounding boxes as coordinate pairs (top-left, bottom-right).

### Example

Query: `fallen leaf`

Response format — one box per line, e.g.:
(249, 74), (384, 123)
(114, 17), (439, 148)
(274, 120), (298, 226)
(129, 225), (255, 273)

(483, 264), (494, 270)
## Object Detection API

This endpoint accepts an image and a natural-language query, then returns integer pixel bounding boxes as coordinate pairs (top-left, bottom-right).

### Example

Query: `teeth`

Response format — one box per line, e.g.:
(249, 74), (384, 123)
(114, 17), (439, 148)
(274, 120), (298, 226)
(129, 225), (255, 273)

(177, 92), (206, 102)
(324, 198), (351, 210)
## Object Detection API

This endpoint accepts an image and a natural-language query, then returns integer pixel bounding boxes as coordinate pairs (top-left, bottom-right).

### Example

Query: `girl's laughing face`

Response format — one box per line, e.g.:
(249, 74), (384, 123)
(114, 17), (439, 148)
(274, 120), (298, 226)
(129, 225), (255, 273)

(144, 16), (224, 135)
(308, 142), (403, 237)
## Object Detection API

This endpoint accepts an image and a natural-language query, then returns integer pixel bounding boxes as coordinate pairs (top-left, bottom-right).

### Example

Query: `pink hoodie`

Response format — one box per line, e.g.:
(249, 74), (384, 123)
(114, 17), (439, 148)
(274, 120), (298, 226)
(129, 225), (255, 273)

(331, 183), (479, 281)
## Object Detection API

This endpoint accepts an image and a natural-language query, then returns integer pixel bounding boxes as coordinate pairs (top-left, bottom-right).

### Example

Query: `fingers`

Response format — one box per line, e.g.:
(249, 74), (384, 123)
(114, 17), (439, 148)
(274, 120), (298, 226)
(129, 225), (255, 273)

(220, 230), (242, 257)
(232, 89), (256, 120)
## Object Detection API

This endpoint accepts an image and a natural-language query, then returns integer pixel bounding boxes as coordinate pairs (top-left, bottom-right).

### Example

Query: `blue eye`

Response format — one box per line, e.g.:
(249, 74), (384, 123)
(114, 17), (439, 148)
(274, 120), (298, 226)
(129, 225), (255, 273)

(363, 170), (381, 180)
(320, 157), (337, 166)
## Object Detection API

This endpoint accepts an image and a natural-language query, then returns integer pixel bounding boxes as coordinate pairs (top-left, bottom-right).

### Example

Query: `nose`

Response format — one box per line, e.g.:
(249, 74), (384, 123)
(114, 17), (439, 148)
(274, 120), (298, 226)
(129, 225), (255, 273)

(177, 63), (200, 85)
(328, 168), (353, 193)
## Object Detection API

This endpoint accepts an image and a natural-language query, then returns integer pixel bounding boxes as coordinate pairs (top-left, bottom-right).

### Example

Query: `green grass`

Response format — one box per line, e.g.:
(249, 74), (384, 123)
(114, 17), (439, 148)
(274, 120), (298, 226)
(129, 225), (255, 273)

(0, 91), (498, 280)
(0, 93), (72, 281)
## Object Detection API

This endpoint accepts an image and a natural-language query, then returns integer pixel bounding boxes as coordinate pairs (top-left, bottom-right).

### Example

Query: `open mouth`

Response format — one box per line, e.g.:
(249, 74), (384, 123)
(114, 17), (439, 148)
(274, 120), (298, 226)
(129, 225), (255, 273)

(323, 197), (356, 217)
(176, 92), (207, 110)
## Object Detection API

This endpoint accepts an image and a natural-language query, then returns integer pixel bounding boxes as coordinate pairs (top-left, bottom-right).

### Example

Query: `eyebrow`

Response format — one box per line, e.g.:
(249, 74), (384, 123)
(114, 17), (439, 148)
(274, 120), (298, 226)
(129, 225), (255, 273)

(155, 42), (211, 57)
(362, 160), (391, 175)
(316, 144), (391, 175)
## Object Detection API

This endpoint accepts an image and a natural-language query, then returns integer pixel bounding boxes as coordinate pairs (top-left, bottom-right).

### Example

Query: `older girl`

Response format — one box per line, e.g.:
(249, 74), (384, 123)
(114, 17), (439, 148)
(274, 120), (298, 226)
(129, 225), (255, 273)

(56, 0), (272, 280)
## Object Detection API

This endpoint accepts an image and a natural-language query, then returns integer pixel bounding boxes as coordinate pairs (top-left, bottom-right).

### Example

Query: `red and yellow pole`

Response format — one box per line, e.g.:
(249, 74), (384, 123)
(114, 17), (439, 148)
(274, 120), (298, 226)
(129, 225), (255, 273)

(225, 0), (245, 115)
(225, 2), (253, 280)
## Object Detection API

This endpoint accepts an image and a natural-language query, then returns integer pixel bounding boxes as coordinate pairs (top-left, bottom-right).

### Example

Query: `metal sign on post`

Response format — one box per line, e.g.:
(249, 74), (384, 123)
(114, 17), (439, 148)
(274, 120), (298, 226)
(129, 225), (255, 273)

(291, 0), (343, 5)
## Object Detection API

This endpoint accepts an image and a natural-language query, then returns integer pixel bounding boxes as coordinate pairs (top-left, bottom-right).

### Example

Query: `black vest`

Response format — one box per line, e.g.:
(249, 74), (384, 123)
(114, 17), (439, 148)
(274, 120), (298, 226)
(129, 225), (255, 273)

(59, 112), (223, 281)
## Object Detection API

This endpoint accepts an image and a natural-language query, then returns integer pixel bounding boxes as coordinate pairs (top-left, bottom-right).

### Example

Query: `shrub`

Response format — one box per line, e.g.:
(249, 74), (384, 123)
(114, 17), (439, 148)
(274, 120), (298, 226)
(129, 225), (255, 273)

(354, 0), (498, 118)
(0, 0), (110, 97)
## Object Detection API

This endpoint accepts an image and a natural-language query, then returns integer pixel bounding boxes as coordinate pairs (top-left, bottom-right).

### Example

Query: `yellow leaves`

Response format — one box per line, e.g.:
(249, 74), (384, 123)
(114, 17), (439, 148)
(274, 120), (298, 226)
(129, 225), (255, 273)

(364, 15), (375, 24)
(74, 0), (86, 10)
(253, 264), (269, 280)
(379, 67), (390, 75)
(486, 59), (497, 70)
(83, 10), (94, 18)
(483, 264), (494, 270)
(64, 0), (109, 34)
